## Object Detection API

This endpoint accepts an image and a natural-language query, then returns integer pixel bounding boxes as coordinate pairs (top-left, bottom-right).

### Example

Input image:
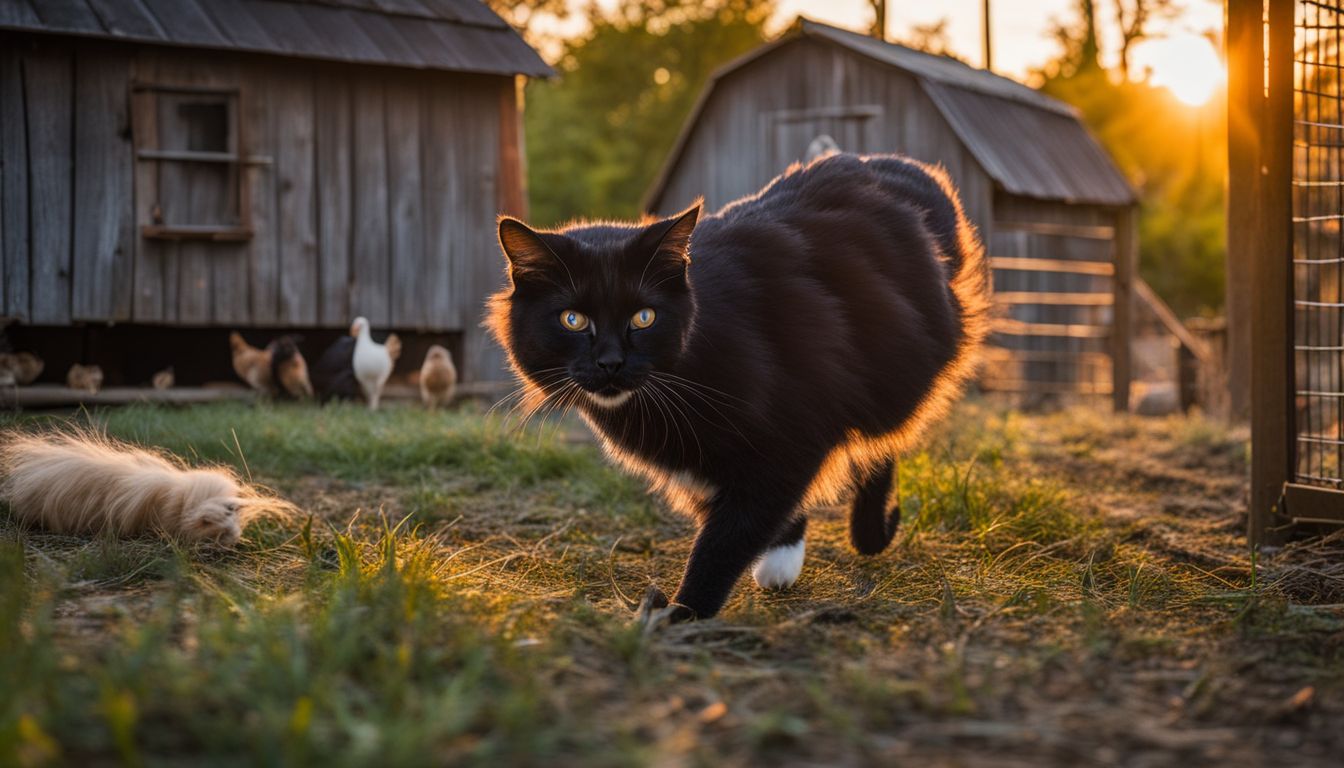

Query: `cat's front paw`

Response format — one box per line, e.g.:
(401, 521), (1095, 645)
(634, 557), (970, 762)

(635, 585), (698, 626)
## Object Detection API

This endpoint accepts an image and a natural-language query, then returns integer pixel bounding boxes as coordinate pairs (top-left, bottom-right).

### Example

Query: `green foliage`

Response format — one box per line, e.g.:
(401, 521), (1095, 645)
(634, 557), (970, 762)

(524, 0), (774, 226)
(1039, 3), (1227, 317)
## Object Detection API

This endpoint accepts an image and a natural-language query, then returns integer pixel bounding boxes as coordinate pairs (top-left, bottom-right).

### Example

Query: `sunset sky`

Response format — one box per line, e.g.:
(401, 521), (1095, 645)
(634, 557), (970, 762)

(540, 0), (1225, 84)
(776, 0), (1224, 80)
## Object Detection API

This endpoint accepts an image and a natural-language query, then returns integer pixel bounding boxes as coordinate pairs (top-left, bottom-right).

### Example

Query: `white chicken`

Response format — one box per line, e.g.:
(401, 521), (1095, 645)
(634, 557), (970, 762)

(351, 317), (394, 410)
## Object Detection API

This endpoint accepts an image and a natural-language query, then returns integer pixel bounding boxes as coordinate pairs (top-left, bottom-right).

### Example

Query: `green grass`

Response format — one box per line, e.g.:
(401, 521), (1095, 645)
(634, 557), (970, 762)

(2, 401), (1342, 766)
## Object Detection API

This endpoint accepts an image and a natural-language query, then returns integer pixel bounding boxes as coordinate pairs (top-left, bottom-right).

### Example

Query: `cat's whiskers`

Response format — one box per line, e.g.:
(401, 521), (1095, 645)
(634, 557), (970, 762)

(487, 367), (569, 432)
(509, 375), (578, 438)
(648, 373), (757, 453)
(647, 378), (702, 465)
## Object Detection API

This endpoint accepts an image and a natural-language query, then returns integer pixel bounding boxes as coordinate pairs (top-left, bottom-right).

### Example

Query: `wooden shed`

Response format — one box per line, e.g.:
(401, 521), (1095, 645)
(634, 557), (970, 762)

(644, 19), (1140, 409)
(0, 0), (550, 386)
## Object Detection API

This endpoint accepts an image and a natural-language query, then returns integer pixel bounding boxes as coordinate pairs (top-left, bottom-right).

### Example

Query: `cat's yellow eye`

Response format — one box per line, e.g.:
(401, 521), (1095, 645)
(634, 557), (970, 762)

(631, 308), (656, 329)
(560, 310), (590, 332)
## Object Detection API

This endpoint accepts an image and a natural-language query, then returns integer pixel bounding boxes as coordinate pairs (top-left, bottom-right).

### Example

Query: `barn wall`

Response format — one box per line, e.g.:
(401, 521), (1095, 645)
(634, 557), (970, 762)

(651, 38), (995, 238)
(984, 192), (1129, 404)
(0, 34), (515, 381)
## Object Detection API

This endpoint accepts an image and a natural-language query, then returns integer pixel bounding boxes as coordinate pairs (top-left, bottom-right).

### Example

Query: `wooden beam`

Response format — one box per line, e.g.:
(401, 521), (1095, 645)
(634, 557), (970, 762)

(989, 256), (1114, 276)
(992, 220), (1116, 240)
(1251, 0), (1297, 547)
(1111, 206), (1137, 412)
(497, 75), (527, 219)
(1283, 484), (1344, 525)
(1226, 0), (1260, 423)
(991, 318), (1110, 339)
(994, 291), (1113, 306)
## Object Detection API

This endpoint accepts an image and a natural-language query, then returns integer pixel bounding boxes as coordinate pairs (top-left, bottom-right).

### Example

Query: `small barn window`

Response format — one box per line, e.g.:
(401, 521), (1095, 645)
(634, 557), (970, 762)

(133, 85), (251, 241)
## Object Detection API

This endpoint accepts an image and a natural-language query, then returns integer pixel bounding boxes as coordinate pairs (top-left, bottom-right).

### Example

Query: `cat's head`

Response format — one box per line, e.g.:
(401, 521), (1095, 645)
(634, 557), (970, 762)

(488, 203), (700, 409)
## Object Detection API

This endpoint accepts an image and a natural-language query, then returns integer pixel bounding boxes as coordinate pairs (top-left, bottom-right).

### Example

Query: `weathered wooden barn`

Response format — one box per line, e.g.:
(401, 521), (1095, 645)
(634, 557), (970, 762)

(644, 19), (1139, 409)
(0, 0), (550, 386)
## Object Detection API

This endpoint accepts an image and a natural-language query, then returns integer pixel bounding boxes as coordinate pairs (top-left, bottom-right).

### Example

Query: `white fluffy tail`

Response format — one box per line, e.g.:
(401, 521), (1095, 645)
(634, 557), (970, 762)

(0, 430), (291, 546)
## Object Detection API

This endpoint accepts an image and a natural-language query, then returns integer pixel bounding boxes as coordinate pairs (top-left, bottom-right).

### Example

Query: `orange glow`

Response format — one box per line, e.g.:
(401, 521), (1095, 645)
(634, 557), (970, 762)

(1133, 33), (1225, 107)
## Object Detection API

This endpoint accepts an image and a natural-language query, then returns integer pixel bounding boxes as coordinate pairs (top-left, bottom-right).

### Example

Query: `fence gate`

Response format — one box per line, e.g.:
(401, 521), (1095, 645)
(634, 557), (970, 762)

(1232, 0), (1344, 543)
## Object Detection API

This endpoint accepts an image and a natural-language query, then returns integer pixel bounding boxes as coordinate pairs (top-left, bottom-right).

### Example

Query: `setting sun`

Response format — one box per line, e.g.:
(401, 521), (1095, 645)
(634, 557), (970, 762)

(1133, 32), (1226, 107)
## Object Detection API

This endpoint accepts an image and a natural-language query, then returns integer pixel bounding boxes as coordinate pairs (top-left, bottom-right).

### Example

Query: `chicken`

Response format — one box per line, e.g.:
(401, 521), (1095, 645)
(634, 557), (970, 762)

(229, 332), (273, 394)
(351, 317), (394, 410)
(419, 345), (457, 410)
(66, 364), (103, 394)
(268, 336), (314, 400)
(152, 367), (174, 390)
(0, 352), (44, 385)
(312, 335), (359, 404)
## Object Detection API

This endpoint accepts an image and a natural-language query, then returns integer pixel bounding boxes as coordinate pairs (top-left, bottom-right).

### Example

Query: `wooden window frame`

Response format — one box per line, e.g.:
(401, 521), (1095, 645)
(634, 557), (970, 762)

(131, 83), (266, 241)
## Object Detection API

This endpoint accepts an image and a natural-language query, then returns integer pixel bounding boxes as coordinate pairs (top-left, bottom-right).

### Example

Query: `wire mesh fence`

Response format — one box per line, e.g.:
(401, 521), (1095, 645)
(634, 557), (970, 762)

(1293, 0), (1344, 490)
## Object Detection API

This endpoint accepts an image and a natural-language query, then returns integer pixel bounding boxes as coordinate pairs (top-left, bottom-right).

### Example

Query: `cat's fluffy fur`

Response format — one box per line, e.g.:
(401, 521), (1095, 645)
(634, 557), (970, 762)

(0, 431), (289, 546)
(489, 153), (989, 620)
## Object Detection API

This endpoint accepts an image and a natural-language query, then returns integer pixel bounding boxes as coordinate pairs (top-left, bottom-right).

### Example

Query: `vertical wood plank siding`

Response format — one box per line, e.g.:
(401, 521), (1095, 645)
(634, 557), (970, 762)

(351, 74), (392, 327)
(1, 44), (30, 320)
(274, 73), (319, 326)
(1, 37), (518, 380)
(23, 46), (74, 325)
(72, 48), (134, 322)
(315, 73), (352, 326)
(386, 79), (428, 329)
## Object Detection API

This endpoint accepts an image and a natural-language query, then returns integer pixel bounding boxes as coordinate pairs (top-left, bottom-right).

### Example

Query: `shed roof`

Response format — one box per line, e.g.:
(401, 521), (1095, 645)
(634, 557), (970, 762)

(645, 19), (1135, 211)
(0, 0), (553, 78)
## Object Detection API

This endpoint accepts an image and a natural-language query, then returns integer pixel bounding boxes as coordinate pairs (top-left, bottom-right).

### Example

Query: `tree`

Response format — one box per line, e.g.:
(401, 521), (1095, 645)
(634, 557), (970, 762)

(1114, 0), (1179, 79)
(523, 0), (774, 226)
(900, 18), (963, 60)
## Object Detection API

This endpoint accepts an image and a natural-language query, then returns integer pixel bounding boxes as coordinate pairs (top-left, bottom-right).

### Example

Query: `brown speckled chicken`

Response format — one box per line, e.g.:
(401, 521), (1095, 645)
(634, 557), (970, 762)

(229, 332), (272, 394)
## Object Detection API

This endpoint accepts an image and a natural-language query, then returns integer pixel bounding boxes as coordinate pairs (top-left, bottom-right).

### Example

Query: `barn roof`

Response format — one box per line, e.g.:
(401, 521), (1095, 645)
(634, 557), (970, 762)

(0, 0), (553, 78)
(645, 19), (1135, 211)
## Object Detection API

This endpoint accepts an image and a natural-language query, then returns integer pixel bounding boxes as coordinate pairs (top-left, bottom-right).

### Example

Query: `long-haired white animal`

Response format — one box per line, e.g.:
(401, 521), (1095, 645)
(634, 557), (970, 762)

(1, 431), (289, 546)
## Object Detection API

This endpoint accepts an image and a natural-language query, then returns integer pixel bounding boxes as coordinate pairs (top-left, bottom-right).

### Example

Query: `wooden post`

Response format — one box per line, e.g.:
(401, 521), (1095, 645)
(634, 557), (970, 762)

(983, 0), (993, 71)
(1226, 0), (1260, 424)
(497, 75), (527, 220)
(1250, 0), (1296, 546)
(1111, 206), (1136, 412)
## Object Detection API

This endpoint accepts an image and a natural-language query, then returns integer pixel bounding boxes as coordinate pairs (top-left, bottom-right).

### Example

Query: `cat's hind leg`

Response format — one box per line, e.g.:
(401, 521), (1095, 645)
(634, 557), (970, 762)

(849, 458), (900, 555)
(753, 514), (807, 590)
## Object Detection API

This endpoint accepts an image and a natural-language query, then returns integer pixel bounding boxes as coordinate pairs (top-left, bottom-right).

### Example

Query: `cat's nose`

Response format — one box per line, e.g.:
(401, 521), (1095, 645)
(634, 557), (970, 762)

(595, 353), (624, 375)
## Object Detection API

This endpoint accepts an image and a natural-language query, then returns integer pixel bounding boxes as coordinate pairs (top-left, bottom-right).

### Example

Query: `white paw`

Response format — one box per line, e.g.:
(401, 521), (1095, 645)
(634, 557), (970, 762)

(752, 539), (805, 590)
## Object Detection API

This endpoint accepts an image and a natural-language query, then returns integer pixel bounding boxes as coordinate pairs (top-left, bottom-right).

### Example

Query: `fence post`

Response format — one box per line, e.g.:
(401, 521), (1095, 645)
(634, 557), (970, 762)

(1249, 0), (1296, 546)
(1111, 207), (1135, 412)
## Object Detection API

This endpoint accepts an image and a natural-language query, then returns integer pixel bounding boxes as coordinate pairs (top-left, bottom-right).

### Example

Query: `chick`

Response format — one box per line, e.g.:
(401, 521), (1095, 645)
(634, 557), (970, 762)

(66, 364), (104, 394)
(419, 345), (457, 410)
(152, 367), (174, 390)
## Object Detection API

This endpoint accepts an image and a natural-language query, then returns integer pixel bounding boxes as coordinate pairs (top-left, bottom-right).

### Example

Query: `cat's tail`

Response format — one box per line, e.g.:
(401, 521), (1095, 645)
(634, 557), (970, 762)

(0, 429), (293, 546)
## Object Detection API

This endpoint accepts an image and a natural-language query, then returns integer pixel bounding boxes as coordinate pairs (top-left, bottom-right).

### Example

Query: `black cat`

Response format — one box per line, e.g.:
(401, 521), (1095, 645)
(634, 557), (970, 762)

(488, 153), (989, 620)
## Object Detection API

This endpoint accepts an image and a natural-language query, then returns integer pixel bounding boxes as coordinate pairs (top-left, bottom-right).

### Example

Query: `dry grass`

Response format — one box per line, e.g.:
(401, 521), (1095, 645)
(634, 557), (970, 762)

(2, 400), (1342, 767)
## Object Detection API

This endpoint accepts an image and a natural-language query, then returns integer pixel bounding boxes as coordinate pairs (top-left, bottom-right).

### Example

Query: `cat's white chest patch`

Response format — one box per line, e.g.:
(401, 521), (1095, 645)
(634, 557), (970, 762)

(753, 539), (805, 590)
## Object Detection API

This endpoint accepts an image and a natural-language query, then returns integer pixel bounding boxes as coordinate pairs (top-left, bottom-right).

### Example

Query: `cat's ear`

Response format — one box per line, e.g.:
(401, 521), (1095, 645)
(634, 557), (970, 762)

(642, 200), (701, 268)
(498, 217), (558, 282)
